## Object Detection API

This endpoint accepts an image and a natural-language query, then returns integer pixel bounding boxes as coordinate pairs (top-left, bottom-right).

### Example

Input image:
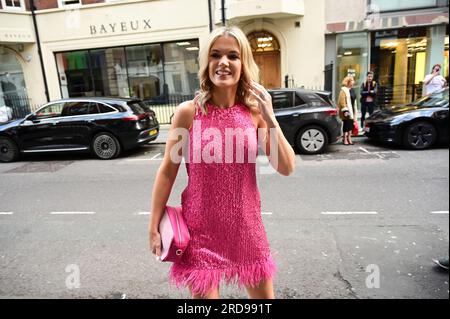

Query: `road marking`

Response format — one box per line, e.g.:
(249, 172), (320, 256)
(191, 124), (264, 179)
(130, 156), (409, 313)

(137, 212), (151, 215)
(321, 211), (378, 215)
(430, 211), (449, 214)
(261, 211), (273, 215)
(359, 147), (384, 159)
(0, 212), (13, 215)
(359, 147), (371, 154)
(150, 153), (162, 160)
(50, 212), (96, 215)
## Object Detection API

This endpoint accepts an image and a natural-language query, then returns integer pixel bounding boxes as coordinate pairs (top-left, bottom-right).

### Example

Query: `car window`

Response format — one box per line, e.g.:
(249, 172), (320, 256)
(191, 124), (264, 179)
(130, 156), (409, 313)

(270, 91), (294, 110)
(88, 103), (100, 114)
(36, 103), (64, 119)
(413, 90), (449, 107)
(303, 93), (329, 107)
(294, 94), (307, 107)
(59, 102), (90, 116)
(128, 101), (146, 115)
(97, 103), (116, 113)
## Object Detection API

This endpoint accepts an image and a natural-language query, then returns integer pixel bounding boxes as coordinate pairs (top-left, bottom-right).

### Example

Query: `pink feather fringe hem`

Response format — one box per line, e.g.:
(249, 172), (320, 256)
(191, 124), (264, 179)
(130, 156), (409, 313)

(169, 255), (277, 296)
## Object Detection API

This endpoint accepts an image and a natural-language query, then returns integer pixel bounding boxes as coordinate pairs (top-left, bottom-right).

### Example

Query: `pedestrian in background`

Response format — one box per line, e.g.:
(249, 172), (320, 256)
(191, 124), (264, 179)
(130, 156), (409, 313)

(149, 26), (295, 299)
(360, 71), (378, 129)
(338, 76), (357, 145)
(423, 64), (447, 95)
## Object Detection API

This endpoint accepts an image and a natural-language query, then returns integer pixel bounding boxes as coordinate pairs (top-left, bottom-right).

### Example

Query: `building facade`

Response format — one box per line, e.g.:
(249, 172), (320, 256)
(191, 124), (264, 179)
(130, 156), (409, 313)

(325, 0), (449, 106)
(0, 0), (325, 123)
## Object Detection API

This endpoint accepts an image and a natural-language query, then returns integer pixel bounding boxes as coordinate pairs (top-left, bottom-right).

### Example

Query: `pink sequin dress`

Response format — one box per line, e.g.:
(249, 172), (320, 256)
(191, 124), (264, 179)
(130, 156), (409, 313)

(169, 103), (277, 296)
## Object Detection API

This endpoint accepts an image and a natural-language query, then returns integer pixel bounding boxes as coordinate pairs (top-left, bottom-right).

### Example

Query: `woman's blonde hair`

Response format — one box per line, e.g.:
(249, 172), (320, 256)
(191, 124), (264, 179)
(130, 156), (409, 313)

(342, 76), (355, 87)
(195, 26), (259, 115)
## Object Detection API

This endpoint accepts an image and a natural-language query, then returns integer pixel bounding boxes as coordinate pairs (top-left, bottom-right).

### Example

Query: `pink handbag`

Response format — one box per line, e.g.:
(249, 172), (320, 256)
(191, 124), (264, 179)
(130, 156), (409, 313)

(158, 206), (190, 262)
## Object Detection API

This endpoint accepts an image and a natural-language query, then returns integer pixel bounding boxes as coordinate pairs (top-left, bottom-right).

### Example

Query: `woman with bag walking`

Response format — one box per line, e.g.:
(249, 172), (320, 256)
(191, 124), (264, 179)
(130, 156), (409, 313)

(148, 26), (296, 299)
(338, 76), (357, 145)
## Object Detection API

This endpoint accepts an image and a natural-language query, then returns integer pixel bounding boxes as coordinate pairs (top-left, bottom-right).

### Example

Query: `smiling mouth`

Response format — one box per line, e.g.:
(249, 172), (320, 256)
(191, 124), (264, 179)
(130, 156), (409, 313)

(216, 70), (232, 76)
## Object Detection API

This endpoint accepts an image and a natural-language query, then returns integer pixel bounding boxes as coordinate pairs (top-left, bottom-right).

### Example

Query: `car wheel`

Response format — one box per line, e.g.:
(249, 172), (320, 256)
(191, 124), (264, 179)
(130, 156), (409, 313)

(403, 121), (436, 150)
(91, 132), (121, 160)
(0, 137), (19, 163)
(296, 126), (328, 155)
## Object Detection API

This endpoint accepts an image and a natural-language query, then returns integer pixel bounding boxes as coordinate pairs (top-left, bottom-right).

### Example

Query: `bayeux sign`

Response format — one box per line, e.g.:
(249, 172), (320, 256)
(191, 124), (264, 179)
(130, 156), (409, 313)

(89, 19), (151, 36)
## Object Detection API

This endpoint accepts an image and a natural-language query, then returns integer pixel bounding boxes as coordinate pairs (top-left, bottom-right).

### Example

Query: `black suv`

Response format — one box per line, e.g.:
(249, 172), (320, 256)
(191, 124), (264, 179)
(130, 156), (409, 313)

(269, 88), (342, 154)
(0, 97), (159, 162)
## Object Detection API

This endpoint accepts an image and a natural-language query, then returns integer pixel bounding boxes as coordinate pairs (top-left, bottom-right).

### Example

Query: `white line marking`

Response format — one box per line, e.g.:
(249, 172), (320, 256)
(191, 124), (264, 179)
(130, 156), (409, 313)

(0, 212), (13, 215)
(359, 147), (383, 159)
(150, 153), (162, 160)
(261, 211), (273, 215)
(321, 211), (378, 215)
(137, 212), (151, 215)
(359, 147), (370, 154)
(50, 212), (96, 215)
(430, 211), (449, 214)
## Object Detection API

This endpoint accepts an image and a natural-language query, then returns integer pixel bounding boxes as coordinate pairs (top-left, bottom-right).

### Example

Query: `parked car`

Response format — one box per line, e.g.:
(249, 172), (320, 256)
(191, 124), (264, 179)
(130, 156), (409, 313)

(268, 88), (342, 154)
(0, 97), (159, 162)
(364, 88), (449, 150)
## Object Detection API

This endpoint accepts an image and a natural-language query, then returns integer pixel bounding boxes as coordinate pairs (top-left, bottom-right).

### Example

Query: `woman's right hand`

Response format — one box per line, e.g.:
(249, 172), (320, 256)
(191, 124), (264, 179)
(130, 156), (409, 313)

(149, 229), (162, 260)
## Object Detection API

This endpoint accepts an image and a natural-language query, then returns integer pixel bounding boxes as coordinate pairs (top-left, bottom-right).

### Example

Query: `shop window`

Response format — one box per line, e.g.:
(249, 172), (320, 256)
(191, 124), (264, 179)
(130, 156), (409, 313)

(90, 47), (129, 98)
(163, 41), (200, 99)
(336, 32), (369, 105)
(126, 44), (163, 101)
(369, 27), (448, 106)
(369, 0), (437, 12)
(55, 39), (200, 104)
(56, 51), (93, 98)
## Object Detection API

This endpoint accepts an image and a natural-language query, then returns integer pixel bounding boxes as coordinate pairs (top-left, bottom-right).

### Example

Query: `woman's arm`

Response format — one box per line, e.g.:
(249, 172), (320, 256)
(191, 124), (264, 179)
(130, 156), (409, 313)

(249, 82), (295, 176)
(148, 101), (195, 256)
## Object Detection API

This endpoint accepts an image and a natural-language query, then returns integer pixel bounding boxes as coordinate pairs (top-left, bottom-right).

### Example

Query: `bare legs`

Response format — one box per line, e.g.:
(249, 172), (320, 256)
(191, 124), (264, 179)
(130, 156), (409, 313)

(189, 279), (275, 299)
(343, 131), (353, 145)
(245, 278), (275, 299)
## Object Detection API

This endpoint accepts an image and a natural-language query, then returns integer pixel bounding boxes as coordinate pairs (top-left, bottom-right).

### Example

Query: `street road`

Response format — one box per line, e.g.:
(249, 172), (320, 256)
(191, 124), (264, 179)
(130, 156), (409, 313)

(0, 138), (448, 298)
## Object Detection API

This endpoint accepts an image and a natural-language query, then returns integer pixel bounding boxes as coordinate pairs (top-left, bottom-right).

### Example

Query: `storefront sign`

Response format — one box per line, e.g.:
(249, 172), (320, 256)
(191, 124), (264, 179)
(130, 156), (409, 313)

(89, 19), (152, 36)
(0, 30), (34, 43)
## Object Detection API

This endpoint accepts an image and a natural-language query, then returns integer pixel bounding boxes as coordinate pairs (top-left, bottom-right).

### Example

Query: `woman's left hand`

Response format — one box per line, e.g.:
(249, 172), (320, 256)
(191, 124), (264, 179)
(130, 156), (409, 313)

(249, 82), (276, 125)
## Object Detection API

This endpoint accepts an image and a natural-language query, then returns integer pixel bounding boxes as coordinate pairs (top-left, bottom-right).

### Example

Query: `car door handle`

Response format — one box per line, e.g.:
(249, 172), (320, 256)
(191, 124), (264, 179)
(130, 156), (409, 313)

(292, 113), (300, 117)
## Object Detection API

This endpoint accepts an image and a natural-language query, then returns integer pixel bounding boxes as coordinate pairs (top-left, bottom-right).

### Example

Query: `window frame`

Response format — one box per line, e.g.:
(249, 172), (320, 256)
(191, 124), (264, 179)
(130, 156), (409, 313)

(57, 0), (82, 9)
(1, 0), (25, 12)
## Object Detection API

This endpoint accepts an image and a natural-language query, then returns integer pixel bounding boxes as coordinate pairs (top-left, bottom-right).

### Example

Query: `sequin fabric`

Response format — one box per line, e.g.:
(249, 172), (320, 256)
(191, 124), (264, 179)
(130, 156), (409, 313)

(169, 103), (276, 296)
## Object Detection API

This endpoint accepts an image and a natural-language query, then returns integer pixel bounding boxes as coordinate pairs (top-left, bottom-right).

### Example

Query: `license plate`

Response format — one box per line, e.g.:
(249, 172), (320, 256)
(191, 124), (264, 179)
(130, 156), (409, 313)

(149, 129), (158, 136)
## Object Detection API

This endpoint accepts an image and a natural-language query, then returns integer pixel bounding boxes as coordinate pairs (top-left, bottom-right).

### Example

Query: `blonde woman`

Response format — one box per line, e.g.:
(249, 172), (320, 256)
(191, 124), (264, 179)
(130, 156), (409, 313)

(149, 26), (295, 299)
(338, 76), (357, 145)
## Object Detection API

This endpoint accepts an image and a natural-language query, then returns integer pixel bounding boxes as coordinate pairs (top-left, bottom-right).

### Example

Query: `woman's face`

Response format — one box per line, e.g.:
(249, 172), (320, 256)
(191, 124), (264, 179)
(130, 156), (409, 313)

(208, 35), (242, 90)
(348, 80), (354, 88)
